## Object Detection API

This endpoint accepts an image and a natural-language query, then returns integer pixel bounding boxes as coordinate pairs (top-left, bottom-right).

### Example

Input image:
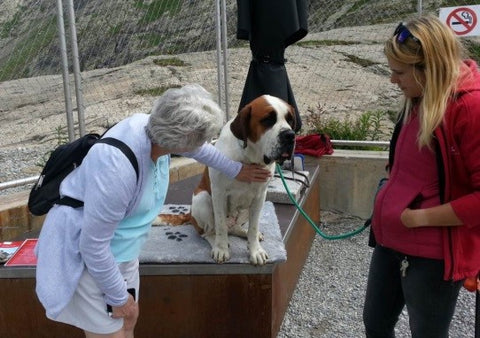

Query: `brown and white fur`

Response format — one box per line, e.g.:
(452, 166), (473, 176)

(189, 95), (296, 265)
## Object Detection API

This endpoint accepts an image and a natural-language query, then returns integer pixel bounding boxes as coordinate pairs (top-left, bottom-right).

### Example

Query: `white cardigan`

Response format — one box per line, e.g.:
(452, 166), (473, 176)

(35, 113), (241, 318)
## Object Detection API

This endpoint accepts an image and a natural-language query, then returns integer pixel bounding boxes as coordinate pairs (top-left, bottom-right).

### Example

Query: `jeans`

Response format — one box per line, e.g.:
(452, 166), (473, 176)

(363, 245), (463, 338)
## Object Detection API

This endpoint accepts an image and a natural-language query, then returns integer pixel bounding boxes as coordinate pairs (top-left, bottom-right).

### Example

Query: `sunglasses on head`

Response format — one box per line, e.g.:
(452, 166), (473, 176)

(394, 23), (420, 44)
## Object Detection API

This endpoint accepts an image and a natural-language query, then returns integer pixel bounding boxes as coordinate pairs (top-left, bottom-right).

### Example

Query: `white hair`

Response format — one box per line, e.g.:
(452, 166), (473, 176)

(146, 84), (224, 149)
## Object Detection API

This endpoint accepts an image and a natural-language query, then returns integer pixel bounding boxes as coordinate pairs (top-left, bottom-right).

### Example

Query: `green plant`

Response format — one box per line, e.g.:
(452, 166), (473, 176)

(0, 16), (57, 81)
(140, 32), (165, 48)
(153, 57), (188, 67)
(339, 52), (379, 67)
(108, 23), (123, 36)
(134, 84), (181, 96)
(302, 104), (390, 150)
(0, 8), (25, 38)
(36, 126), (69, 168)
(440, 0), (478, 6)
(347, 0), (373, 14)
(135, 0), (182, 24)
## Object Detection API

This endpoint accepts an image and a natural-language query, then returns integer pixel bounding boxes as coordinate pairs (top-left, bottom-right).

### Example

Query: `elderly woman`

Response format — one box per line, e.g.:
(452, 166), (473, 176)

(35, 84), (271, 337)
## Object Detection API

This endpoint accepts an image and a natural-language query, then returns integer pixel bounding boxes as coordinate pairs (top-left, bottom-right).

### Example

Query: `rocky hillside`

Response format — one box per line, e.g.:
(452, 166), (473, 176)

(0, 0), (439, 81)
(0, 0), (470, 188)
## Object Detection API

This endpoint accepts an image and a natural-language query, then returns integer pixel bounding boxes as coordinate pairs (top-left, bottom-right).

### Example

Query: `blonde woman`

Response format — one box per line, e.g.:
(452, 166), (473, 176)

(363, 16), (480, 337)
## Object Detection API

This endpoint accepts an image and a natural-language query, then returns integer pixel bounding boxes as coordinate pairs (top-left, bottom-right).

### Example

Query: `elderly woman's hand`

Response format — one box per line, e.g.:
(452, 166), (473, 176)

(111, 293), (139, 331)
(235, 163), (272, 183)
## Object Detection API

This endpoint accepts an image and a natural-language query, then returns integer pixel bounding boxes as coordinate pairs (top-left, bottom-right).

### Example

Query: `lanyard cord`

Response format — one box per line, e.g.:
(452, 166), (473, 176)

(275, 163), (368, 240)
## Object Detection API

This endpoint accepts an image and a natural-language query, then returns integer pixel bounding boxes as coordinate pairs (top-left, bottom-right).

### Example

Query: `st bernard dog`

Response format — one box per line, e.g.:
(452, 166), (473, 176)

(190, 94), (296, 265)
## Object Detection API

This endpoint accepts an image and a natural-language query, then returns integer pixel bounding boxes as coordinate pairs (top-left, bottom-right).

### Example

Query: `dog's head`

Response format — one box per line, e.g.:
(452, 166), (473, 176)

(230, 95), (296, 165)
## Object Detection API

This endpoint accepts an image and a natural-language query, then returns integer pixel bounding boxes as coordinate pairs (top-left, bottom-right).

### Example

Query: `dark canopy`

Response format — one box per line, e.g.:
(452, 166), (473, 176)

(237, 0), (308, 132)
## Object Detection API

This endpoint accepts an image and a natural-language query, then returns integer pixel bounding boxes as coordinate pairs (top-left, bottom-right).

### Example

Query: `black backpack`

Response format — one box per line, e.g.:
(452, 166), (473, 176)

(28, 133), (139, 216)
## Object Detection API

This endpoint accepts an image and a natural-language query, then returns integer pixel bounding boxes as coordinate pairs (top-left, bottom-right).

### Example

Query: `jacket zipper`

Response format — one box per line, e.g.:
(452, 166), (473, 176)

(435, 128), (455, 280)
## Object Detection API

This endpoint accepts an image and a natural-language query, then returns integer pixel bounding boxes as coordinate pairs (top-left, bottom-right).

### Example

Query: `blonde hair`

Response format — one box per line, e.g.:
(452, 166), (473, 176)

(385, 15), (464, 148)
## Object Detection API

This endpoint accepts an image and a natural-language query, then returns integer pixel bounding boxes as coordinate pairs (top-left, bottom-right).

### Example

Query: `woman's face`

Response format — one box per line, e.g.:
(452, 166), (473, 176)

(387, 56), (425, 99)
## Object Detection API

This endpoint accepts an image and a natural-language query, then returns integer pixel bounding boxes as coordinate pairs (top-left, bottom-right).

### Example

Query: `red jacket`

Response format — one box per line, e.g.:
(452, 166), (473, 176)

(373, 60), (480, 281)
(436, 60), (480, 281)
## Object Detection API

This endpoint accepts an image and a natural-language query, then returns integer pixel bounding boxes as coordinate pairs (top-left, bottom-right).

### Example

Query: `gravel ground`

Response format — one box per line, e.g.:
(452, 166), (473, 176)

(278, 210), (477, 338)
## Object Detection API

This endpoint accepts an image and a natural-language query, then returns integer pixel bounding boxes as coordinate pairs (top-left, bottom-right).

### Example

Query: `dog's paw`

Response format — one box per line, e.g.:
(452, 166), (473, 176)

(258, 231), (264, 242)
(211, 245), (230, 263)
(249, 247), (269, 266)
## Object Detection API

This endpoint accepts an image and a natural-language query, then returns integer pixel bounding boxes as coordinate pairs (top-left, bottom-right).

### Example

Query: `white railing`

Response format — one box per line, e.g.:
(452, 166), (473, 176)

(0, 140), (390, 192)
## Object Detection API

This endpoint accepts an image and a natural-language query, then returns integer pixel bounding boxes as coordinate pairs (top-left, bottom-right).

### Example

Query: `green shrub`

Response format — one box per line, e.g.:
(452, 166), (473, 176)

(134, 84), (181, 96)
(153, 58), (188, 67)
(135, 0), (182, 24)
(302, 104), (391, 150)
(36, 126), (69, 168)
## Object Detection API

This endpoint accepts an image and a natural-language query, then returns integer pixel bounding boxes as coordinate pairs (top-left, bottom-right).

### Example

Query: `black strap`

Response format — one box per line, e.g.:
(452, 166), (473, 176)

(97, 137), (139, 182)
(57, 196), (85, 208)
(57, 137), (139, 208)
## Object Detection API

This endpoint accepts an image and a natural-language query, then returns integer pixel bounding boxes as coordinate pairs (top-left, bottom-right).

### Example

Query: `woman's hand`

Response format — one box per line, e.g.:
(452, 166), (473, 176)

(401, 203), (463, 228)
(111, 293), (139, 331)
(400, 208), (424, 228)
(235, 163), (272, 183)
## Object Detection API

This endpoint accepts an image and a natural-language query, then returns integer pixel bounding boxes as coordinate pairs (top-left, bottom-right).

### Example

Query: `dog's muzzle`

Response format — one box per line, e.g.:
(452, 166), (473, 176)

(263, 129), (296, 165)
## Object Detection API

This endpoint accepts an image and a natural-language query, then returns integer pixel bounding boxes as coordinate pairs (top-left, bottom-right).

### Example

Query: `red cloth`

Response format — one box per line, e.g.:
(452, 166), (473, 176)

(294, 134), (333, 157)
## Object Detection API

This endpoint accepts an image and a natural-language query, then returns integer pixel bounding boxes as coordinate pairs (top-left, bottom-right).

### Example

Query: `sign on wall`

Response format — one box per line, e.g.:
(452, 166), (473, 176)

(439, 5), (480, 37)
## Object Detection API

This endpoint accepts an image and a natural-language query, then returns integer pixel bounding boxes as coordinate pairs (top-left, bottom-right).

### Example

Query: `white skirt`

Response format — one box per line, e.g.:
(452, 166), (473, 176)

(51, 259), (140, 334)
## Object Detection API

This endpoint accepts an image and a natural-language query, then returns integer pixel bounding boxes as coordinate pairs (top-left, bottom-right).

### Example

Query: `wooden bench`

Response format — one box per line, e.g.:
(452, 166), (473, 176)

(0, 165), (319, 338)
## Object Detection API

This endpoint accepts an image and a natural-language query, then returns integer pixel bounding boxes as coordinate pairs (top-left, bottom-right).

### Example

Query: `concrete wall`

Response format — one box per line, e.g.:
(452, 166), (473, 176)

(306, 150), (388, 219)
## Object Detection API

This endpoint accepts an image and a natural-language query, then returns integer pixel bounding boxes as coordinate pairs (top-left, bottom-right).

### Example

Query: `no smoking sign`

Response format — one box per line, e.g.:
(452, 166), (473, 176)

(440, 5), (480, 37)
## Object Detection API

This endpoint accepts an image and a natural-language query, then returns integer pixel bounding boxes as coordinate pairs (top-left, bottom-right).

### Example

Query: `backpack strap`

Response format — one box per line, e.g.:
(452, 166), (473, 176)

(97, 137), (139, 182)
(57, 137), (139, 208)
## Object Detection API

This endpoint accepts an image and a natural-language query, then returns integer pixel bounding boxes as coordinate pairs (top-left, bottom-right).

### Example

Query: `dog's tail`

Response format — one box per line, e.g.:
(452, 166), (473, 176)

(153, 212), (205, 235)
(153, 213), (191, 226)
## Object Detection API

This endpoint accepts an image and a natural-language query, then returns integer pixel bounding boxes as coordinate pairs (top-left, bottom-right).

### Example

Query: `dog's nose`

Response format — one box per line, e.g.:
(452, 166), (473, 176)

(279, 129), (295, 143)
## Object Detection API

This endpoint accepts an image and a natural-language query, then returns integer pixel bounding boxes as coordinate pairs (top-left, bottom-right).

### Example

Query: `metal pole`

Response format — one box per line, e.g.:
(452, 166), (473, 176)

(56, 0), (75, 141)
(220, 0), (230, 120)
(417, 0), (422, 15)
(215, 0), (225, 118)
(331, 140), (390, 148)
(66, 0), (86, 136)
(0, 176), (38, 191)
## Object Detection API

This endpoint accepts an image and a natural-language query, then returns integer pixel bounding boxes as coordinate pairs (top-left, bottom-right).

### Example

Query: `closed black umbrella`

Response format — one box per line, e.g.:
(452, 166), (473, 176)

(237, 0), (308, 132)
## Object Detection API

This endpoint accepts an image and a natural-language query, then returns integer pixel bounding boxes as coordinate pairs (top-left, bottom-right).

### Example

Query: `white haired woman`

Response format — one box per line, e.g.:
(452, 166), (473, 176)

(35, 84), (271, 337)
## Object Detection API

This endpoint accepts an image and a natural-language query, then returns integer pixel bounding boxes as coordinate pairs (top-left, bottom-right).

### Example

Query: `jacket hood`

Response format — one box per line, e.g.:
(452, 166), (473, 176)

(455, 59), (480, 95)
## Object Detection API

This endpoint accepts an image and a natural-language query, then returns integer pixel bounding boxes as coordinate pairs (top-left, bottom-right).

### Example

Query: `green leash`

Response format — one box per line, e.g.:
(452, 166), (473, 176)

(275, 163), (368, 240)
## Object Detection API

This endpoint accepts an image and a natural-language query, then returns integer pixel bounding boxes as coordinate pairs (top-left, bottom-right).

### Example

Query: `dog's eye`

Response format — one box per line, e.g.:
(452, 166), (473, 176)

(261, 111), (277, 128)
(286, 113), (295, 127)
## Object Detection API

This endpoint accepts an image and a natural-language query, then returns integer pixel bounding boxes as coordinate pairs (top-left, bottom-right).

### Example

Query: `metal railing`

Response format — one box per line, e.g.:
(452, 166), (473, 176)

(0, 139), (390, 192)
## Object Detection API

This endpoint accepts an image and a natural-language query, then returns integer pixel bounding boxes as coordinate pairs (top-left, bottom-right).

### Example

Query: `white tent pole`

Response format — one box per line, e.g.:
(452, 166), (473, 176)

(66, 0), (86, 136)
(56, 0), (75, 141)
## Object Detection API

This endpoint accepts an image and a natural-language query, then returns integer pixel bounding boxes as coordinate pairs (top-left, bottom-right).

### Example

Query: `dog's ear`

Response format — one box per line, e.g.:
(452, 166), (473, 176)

(230, 104), (251, 148)
(288, 104), (297, 131)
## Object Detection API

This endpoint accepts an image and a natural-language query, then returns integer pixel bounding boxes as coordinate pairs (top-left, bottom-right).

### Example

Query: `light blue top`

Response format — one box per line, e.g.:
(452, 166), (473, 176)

(111, 155), (169, 262)
(35, 113), (241, 319)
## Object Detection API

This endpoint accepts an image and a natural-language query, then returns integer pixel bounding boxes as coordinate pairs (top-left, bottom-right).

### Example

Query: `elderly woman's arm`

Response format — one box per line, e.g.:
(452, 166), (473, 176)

(180, 143), (271, 182)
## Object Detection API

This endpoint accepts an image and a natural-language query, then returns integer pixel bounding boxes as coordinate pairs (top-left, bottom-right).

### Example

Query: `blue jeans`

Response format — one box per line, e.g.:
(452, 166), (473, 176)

(363, 245), (462, 338)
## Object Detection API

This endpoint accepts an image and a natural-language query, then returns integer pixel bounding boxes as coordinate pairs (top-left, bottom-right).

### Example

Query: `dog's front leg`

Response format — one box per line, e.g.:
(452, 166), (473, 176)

(211, 193), (230, 263)
(248, 198), (268, 265)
